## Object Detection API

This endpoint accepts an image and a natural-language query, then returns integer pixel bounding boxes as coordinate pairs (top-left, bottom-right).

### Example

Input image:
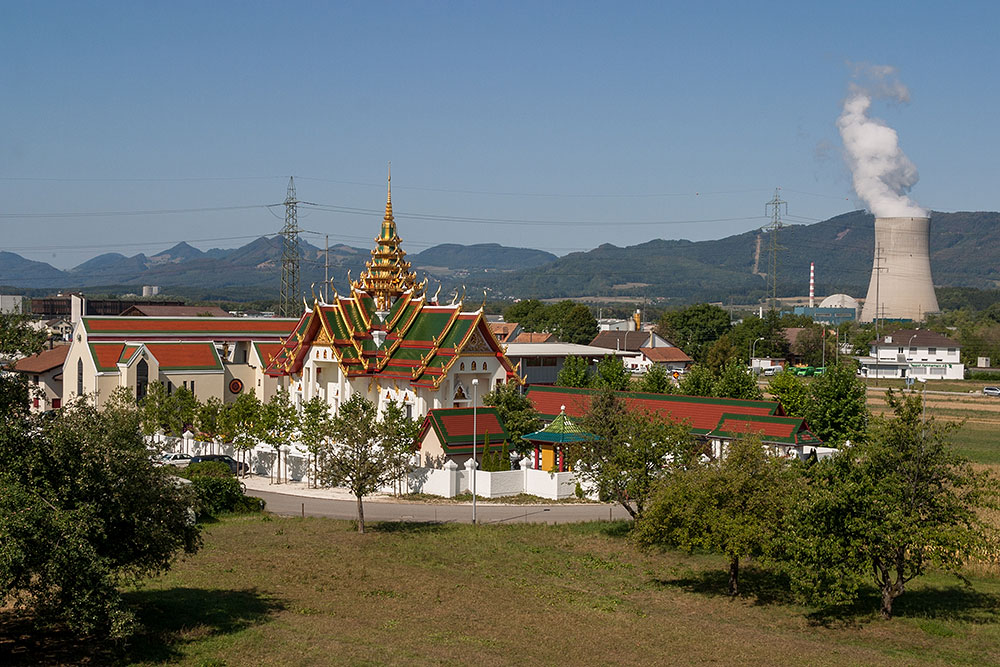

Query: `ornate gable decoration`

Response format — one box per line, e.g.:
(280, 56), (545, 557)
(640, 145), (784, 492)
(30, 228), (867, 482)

(351, 170), (422, 312)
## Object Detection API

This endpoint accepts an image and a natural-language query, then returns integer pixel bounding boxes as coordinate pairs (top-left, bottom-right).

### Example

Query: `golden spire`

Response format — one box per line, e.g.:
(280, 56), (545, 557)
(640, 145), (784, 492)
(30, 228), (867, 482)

(353, 166), (422, 311)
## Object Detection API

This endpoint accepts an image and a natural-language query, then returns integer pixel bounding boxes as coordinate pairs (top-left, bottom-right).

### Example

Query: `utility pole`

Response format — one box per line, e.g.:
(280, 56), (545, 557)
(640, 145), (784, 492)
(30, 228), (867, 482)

(279, 177), (301, 318)
(763, 188), (787, 313)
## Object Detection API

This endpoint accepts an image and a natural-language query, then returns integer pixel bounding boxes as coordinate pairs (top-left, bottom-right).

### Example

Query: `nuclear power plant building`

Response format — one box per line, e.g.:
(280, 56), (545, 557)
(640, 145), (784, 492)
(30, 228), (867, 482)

(860, 216), (939, 322)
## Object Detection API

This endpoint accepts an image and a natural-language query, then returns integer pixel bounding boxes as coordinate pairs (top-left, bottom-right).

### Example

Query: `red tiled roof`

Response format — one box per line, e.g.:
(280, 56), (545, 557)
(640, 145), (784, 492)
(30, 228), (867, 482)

(90, 343), (127, 371)
(513, 332), (555, 343)
(145, 343), (221, 370)
(254, 342), (283, 366)
(879, 329), (959, 348)
(418, 407), (509, 454)
(489, 322), (519, 342)
(641, 347), (692, 363)
(83, 316), (296, 337)
(12, 345), (70, 373)
(526, 386), (782, 434)
(717, 417), (796, 439)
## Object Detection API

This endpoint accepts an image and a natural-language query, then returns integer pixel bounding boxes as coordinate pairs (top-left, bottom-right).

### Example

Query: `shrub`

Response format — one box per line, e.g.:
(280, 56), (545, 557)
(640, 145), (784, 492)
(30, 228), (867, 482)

(176, 462), (261, 517)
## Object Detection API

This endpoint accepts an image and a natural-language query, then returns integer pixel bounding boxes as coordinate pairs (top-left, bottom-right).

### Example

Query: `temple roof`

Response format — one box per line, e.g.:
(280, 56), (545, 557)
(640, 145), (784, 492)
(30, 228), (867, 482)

(351, 170), (421, 311)
(265, 285), (522, 389)
(523, 409), (594, 444)
(418, 406), (508, 454)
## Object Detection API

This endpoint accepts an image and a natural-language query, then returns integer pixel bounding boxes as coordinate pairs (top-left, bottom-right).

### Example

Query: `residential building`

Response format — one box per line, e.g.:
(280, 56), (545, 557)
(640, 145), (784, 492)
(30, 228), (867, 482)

(12, 344), (70, 411)
(265, 178), (522, 419)
(858, 328), (964, 380)
(590, 329), (676, 374)
(637, 346), (693, 375)
(488, 320), (522, 344)
(503, 342), (630, 385)
(62, 316), (297, 406)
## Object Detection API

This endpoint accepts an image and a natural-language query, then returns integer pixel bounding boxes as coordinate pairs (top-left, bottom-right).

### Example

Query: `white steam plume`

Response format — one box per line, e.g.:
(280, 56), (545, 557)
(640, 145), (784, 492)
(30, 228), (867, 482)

(837, 64), (927, 218)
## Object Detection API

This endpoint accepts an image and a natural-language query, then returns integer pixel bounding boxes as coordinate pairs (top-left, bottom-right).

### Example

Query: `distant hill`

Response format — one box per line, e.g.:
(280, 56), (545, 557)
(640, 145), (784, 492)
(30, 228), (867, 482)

(1, 211), (997, 302)
(0, 252), (67, 288)
(465, 210), (1000, 302)
(411, 243), (557, 272)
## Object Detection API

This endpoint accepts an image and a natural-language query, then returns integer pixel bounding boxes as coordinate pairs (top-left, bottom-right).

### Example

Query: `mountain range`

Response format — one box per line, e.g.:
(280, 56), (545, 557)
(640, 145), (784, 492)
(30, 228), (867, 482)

(1, 210), (997, 303)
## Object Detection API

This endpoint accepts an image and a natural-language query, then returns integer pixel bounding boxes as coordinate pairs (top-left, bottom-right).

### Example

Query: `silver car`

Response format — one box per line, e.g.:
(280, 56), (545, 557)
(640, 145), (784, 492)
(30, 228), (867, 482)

(983, 386), (1000, 397)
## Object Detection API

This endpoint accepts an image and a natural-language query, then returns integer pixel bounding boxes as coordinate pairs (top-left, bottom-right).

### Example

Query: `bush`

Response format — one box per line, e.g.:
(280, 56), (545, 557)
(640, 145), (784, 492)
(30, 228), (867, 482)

(176, 462), (261, 517)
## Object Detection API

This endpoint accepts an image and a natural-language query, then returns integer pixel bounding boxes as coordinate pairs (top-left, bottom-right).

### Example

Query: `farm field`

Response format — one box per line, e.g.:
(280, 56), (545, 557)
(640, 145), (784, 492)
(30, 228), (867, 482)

(6, 516), (999, 666)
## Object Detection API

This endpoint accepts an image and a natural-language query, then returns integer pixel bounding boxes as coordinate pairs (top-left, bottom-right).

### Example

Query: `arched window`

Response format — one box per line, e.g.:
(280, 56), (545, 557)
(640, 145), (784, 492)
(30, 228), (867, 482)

(460, 362), (465, 371)
(471, 361), (477, 370)
(136, 359), (149, 402)
(77, 358), (83, 397)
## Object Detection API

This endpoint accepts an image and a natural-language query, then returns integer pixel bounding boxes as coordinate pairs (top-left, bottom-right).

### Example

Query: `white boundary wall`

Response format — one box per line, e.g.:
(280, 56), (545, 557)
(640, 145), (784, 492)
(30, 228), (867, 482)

(154, 433), (580, 500)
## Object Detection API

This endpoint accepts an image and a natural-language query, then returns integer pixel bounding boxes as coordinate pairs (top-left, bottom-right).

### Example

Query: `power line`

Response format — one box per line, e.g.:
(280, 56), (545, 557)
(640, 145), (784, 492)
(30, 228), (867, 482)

(0, 204), (277, 219)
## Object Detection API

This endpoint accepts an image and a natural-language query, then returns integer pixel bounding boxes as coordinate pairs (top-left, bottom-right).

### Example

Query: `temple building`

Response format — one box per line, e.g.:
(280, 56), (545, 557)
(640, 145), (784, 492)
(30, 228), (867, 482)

(266, 176), (522, 418)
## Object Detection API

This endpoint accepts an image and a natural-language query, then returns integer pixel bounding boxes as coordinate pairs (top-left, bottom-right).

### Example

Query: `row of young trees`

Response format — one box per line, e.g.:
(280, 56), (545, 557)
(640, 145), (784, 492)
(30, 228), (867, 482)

(136, 384), (422, 531)
(571, 386), (998, 619)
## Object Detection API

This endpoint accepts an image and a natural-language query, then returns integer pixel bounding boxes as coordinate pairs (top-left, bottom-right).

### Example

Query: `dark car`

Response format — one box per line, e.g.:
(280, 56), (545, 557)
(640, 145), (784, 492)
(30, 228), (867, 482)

(188, 454), (249, 476)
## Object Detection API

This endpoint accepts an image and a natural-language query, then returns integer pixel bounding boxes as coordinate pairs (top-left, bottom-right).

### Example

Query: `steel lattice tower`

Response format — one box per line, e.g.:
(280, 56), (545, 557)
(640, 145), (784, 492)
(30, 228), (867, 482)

(763, 188), (787, 312)
(279, 176), (301, 317)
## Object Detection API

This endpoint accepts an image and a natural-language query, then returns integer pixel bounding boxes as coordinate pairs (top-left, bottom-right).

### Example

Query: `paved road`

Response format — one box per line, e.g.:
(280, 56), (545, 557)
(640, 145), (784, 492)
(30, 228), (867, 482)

(250, 489), (631, 525)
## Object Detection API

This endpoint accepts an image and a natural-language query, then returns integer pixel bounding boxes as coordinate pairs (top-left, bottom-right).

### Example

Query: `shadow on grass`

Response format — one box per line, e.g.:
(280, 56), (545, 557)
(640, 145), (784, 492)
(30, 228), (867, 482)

(125, 587), (284, 663)
(653, 564), (798, 606)
(807, 585), (1000, 627)
(0, 588), (282, 666)
(564, 519), (634, 539)
(370, 520), (453, 534)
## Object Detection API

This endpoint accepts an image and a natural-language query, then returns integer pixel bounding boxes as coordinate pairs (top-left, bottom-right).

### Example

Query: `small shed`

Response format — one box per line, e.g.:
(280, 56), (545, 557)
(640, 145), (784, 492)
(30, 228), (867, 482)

(523, 406), (594, 472)
(417, 406), (508, 467)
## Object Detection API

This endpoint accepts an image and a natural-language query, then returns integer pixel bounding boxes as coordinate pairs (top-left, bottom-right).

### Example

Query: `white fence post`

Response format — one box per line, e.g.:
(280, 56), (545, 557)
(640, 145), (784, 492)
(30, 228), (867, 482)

(182, 430), (195, 456)
(444, 460), (459, 498)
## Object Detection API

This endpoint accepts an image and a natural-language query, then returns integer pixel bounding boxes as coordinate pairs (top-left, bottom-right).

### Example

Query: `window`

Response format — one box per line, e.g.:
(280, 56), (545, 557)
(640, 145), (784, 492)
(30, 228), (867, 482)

(460, 362), (465, 371)
(471, 361), (477, 370)
(77, 358), (83, 396)
(928, 347), (936, 355)
(405, 404), (413, 420)
(898, 347), (903, 354)
(33, 375), (39, 385)
(948, 348), (956, 354)
(52, 398), (60, 409)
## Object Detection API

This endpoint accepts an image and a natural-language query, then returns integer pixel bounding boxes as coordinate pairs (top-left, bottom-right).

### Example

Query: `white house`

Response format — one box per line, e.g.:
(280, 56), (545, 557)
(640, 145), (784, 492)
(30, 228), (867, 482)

(858, 329), (964, 380)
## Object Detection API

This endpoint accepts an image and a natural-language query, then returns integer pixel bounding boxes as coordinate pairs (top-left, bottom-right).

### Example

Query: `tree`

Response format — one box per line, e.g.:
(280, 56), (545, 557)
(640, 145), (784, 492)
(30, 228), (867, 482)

(636, 363), (675, 394)
(138, 381), (173, 437)
(766, 371), (809, 419)
(805, 363), (868, 445)
(635, 433), (798, 596)
(576, 387), (695, 519)
(593, 354), (630, 391)
(556, 355), (591, 388)
(657, 304), (731, 362)
(318, 394), (391, 533)
(503, 299), (547, 333)
(299, 395), (333, 488)
(791, 326), (836, 367)
(704, 333), (738, 372)
(196, 396), (224, 444)
(170, 386), (199, 436)
(221, 392), (263, 477)
(379, 400), (422, 496)
(677, 364), (716, 397)
(0, 393), (200, 638)
(556, 304), (598, 345)
(483, 381), (541, 453)
(261, 388), (299, 484)
(712, 359), (763, 400)
(785, 390), (999, 618)
(0, 311), (46, 359)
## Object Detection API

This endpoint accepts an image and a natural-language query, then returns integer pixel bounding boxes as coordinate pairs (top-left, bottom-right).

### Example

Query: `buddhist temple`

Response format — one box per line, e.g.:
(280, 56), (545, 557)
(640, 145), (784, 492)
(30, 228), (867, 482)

(266, 174), (523, 418)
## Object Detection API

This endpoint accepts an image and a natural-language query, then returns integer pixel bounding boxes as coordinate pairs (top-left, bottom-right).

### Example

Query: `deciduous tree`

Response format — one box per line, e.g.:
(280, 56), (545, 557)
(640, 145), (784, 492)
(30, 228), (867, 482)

(712, 359), (763, 400)
(0, 392), (200, 638)
(318, 394), (391, 533)
(657, 303), (731, 362)
(483, 380), (541, 453)
(636, 363), (675, 394)
(766, 370), (810, 419)
(593, 354), (630, 391)
(576, 387), (695, 519)
(677, 364), (716, 397)
(785, 390), (999, 618)
(556, 355), (591, 388)
(379, 400), (422, 496)
(805, 363), (867, 445)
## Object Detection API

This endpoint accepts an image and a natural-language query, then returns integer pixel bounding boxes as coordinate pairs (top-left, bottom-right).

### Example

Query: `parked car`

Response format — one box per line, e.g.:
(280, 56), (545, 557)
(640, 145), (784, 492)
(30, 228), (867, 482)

(762, 367), (781, 376)
(156, 452), (191, 468)
(983, 386), (1000, 397)
(188, 454), (249, 476)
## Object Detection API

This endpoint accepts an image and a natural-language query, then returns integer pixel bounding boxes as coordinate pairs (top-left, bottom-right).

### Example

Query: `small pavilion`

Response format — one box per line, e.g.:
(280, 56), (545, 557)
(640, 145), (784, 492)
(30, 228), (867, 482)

(523, 405), (595, 472)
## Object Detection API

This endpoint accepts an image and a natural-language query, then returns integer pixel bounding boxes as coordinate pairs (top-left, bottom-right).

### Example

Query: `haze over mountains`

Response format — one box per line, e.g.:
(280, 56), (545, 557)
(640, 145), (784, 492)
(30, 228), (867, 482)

(1, 211), (997, 303)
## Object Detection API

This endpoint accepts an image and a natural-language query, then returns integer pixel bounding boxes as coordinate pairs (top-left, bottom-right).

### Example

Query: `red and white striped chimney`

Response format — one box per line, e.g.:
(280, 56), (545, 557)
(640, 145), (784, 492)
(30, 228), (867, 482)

(809, 262), (815, 308)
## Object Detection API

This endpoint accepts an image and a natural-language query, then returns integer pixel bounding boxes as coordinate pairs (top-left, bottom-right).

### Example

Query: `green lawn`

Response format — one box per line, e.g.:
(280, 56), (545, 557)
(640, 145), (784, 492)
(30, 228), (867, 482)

(7, 515), (999, 666)
(951, 421), (1000, 465)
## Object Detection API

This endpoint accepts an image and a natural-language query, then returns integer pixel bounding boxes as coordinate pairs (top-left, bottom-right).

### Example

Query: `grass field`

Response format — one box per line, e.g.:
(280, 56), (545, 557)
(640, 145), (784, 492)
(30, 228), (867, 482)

(8, 515), (1000, 666)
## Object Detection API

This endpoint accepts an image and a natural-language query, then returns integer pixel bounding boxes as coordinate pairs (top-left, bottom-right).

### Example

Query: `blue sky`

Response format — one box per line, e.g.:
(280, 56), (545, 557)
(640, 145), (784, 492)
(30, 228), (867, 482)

(1, 1), (997, 269)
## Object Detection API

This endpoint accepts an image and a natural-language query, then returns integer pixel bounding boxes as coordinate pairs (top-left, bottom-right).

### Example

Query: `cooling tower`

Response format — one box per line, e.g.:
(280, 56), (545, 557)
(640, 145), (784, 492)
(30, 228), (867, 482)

(859, 216), (939, 322)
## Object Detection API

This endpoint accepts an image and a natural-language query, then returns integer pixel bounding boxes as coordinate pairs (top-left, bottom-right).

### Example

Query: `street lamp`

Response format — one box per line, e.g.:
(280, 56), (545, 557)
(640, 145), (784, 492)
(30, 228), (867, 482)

(472, 378), (479, 525)
(907, 334), (918, 384)
(750, 337), (765, 372)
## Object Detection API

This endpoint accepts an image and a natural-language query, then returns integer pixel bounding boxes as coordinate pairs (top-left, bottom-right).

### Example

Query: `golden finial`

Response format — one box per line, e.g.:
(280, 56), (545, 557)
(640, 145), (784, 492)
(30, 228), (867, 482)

(481, 289), (487, 310)
(433, 284), (442, 303)
(387, 162), (391, 204)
